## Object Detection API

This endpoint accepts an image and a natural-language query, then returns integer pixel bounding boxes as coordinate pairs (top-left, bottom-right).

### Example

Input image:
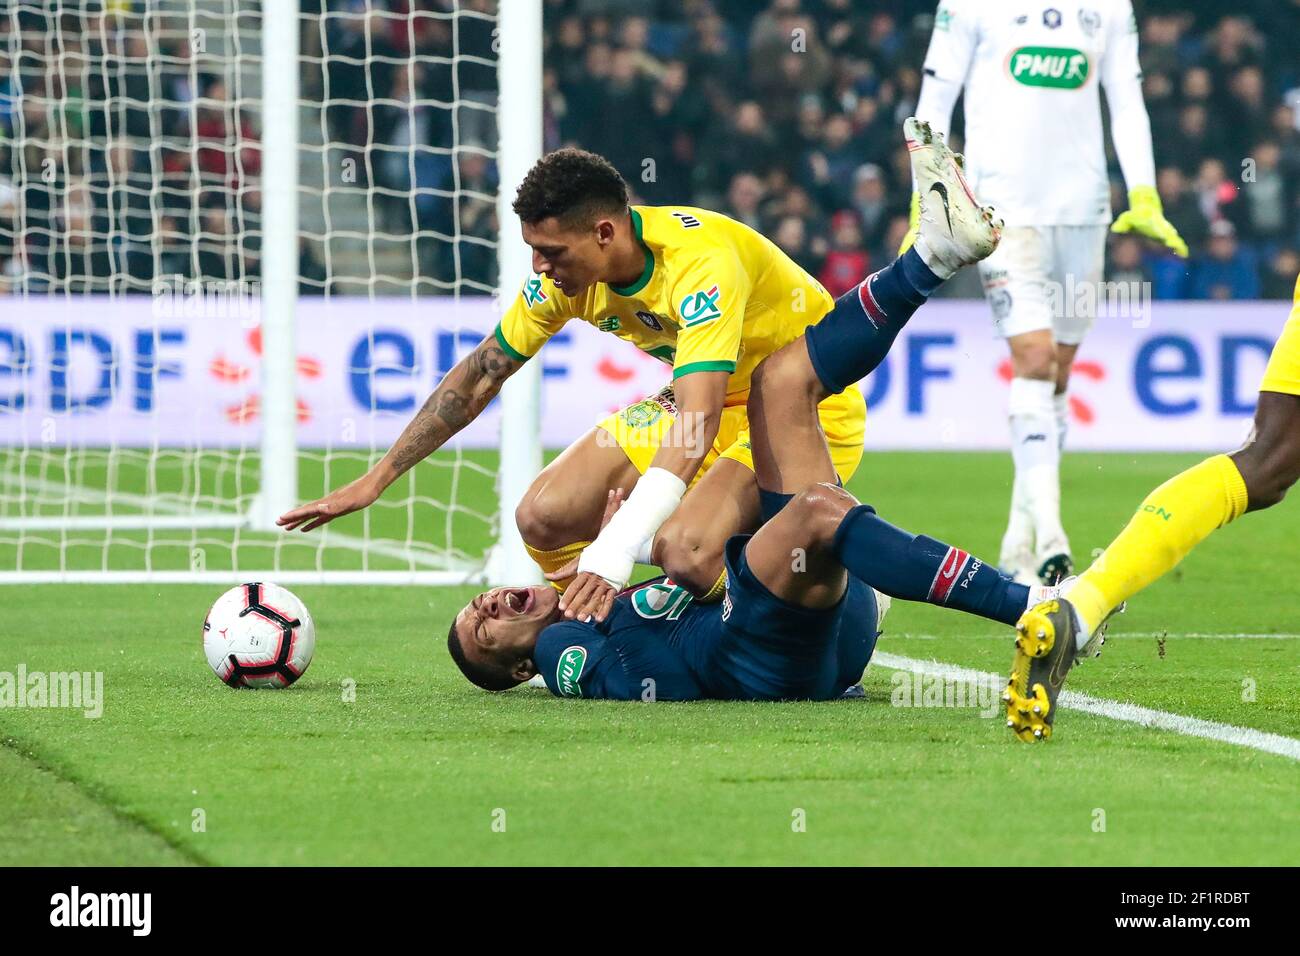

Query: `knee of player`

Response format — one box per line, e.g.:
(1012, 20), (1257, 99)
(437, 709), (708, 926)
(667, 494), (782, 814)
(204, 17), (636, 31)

(789, 482), (857, 545)
(1010, 342), (1056, 381)
(655, 527), (724, 596)
(514, 486), (572, 551)
(752, 343), (818, 402)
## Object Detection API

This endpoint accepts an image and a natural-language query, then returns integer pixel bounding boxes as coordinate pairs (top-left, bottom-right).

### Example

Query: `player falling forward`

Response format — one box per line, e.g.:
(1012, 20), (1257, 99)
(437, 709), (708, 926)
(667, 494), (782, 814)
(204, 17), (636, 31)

(910, 0), (1187, 586)
(1004, 275), (1300, 742)
(279, 147), (872, 605)
(446, 121), (1038, 702)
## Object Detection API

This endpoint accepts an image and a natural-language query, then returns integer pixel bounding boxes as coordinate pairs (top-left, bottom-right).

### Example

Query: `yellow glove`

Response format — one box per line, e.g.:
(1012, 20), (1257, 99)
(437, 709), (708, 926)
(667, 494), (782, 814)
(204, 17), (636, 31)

(1110, 185), (1188, 257)
(898, 190), (921, 254)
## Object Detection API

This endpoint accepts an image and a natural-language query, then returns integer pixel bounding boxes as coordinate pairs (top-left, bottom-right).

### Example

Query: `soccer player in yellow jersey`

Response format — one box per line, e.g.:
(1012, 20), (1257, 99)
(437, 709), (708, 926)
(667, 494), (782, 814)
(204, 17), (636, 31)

(1004, 273), (1300, 742)
(278, 146), (866, 601)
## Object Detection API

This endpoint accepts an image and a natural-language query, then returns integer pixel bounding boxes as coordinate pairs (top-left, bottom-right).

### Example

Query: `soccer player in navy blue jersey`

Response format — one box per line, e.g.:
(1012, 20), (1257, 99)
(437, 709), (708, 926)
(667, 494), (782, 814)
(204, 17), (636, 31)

(447, 119), (1048, 702)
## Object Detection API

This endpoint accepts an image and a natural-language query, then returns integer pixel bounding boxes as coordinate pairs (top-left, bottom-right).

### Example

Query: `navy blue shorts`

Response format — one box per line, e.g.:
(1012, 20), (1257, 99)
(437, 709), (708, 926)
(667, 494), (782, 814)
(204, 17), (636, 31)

(695, 534), (880, 701)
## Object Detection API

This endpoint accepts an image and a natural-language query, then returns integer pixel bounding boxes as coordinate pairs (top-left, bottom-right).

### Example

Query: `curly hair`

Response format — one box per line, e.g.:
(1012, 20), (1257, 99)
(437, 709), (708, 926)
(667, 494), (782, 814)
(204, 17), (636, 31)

(512, 147), (629, 227)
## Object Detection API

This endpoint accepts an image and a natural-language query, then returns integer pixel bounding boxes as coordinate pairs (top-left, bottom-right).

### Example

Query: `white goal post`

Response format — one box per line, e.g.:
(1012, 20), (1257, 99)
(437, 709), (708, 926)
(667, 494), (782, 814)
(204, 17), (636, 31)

(0, 0), (543, 586)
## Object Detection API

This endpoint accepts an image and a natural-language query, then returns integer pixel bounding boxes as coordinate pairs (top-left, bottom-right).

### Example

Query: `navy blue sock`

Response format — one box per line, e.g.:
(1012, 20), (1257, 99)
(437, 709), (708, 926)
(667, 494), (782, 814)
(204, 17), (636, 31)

(757, 477), (840, 524)
(758, 488), (794, 523)
(805, 247), (944, 394)
(830, 504), (1029, 626)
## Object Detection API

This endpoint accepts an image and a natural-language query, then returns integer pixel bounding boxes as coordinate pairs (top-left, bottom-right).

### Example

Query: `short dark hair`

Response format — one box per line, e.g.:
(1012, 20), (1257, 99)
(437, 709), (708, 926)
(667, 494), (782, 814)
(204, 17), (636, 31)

(512, 147), (629, 227)
(446, 617), (520, 692)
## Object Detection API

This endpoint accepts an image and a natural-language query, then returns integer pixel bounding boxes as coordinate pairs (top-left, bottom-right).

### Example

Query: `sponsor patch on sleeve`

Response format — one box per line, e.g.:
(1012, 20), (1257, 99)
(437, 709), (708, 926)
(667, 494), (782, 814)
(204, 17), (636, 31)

(556, 645), (587, 697)
(678, 284), (723, 328)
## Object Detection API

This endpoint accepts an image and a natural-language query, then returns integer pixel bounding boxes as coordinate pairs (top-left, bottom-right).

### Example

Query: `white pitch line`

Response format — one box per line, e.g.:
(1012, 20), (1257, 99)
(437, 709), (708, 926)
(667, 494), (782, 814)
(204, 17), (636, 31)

(870, 651), (1300, 763)
(889, 632), (1300, 640)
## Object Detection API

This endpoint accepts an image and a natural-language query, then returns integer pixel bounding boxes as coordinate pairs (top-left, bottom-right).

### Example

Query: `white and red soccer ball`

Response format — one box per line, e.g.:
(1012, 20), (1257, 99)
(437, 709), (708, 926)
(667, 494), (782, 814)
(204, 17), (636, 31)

(202, 583), (316, 688)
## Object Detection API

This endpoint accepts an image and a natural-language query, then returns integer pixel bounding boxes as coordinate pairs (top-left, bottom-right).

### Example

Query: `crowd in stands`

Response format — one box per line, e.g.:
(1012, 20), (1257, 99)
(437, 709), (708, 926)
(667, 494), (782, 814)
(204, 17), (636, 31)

(1, 0), (1297, 300)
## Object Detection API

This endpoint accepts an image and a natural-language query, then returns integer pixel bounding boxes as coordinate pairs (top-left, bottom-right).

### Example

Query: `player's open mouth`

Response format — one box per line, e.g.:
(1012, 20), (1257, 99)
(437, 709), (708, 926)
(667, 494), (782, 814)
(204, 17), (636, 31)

(504, 588), (534, 615)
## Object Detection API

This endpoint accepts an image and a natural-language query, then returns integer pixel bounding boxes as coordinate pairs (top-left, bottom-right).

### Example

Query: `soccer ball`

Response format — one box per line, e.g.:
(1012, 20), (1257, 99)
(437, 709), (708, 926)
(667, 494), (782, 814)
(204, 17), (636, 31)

(202, 583), (316, 688)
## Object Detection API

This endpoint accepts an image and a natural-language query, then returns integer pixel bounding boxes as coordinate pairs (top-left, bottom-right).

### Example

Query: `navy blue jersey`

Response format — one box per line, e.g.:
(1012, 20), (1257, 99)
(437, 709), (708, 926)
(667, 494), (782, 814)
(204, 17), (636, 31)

(534, 579), (712, 701)
(534, 536), (881, 702)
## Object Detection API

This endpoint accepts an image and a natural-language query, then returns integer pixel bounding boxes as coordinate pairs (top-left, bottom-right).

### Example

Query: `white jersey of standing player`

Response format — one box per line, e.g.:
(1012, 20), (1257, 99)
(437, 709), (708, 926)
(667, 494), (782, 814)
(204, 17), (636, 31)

(918, 0), (1154, 227)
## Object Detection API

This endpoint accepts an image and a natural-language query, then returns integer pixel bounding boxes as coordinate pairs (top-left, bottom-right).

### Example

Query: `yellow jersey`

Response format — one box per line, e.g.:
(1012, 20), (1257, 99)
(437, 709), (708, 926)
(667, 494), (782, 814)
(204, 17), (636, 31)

(495, 205), (837, 403)
(1259, 272), (1300, 398)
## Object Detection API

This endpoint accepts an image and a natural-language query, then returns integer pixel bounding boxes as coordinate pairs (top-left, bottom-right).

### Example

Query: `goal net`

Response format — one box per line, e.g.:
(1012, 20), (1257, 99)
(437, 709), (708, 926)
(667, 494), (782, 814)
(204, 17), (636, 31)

(0, 0), (542, 584)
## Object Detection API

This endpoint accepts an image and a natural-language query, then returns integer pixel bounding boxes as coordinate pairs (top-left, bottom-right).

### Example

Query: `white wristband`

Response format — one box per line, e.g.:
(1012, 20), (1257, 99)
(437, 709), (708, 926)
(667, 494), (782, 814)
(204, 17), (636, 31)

(578, 468), (686, 590)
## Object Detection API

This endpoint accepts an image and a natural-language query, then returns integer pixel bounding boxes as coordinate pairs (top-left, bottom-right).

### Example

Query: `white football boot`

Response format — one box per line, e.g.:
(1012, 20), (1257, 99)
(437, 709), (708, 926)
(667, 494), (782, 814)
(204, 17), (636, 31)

(904, 116), (1003, 276)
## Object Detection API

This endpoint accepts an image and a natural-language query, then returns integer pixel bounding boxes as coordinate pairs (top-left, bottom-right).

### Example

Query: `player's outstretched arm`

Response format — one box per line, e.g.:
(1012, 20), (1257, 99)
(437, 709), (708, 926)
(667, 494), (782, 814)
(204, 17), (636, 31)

(277, 334), (522, 532)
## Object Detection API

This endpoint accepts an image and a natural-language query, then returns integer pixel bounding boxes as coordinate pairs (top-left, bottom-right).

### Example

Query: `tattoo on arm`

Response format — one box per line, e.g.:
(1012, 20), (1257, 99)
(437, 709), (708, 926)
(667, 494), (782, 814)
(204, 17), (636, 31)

(435, 389), (471, 431)
(381, 337), (521, 480)
(477, 344), (515, 383)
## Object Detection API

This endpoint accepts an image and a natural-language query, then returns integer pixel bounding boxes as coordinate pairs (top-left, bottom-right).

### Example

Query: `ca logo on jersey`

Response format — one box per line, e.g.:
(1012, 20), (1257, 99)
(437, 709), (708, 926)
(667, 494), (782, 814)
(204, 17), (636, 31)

(1007, 47), (1090, 89)
(523, 274), (548, 308)
(678, 285), (723, 327)
(556, 645), (587, 697)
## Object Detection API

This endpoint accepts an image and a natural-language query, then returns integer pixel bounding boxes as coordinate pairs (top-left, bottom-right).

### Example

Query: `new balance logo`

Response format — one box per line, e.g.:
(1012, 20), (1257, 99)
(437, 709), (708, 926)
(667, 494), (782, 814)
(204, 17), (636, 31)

(721, 592), (733, 621)
(1023, 433), (1049, 443)
(671, 211), (702, 228)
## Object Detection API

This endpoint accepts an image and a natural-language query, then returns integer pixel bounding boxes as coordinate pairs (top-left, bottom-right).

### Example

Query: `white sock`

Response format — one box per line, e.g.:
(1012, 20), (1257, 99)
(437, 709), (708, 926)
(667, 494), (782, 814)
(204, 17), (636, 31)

(1053, 391), (1069, 452)
(1008, 377), (1069, 562)
(999, 471), (1035, 572)
(912, 232), (957, 280)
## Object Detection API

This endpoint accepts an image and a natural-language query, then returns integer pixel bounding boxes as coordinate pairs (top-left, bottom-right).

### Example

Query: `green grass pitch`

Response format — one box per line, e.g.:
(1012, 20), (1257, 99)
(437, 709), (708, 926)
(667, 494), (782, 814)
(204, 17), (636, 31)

(2, 451), (1298, 866)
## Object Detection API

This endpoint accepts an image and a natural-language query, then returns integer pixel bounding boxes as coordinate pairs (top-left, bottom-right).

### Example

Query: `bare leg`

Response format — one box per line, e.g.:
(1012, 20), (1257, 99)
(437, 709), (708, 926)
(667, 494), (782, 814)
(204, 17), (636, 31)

(653, 458), (761, 596)
(742, 338), (850, 609)
(1231, 391), (1300, 511)
(515, 426), (640, 551)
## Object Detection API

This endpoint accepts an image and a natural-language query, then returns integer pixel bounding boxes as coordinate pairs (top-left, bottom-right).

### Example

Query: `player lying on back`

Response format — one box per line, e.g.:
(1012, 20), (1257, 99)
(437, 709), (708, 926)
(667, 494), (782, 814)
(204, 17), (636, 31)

(446, 122), (1050, 702)
(279, 146), (872, 606)
(1003, 273), (1300, 741)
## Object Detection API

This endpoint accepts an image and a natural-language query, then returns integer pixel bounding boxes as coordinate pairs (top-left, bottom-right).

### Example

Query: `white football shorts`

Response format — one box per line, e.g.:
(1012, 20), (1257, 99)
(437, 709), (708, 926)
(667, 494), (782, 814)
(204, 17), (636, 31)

(976, 225), (1108, 345)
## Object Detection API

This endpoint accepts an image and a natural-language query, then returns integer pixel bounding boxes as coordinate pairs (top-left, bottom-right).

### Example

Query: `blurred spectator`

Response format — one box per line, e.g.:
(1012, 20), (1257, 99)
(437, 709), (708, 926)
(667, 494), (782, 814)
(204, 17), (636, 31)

(724, 172), (766, 232)
(3, 1), (1296, 300)
(1262, 248), (1300, 300)
(1156, 167), (1210, 253)
(1106, 235), (1153, 288)
(1190, 221), (1261, 300)
(1243, 141), (1292, 249)
(818, 211), (869, 298)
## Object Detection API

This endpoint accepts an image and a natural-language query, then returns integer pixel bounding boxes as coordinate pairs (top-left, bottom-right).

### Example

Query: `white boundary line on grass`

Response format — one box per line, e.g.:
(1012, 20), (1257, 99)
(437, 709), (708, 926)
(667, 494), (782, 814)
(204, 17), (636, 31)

(870, 651), (1300, 762)
(893, 632), (1300, 640)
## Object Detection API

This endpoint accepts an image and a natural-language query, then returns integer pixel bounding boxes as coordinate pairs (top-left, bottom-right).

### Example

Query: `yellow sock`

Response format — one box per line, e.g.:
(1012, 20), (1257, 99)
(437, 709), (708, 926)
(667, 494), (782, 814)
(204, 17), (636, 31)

(696, 567), (728, 604)
(523, 540), (590, 594)
(1072, 454), (1248, 634)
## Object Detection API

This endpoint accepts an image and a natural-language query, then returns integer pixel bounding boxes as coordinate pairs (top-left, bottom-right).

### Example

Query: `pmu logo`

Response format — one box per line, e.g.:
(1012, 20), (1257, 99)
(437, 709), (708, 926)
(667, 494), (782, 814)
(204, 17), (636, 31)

(679, 285), (722, 327)
(1006, 46), (1090, 88)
